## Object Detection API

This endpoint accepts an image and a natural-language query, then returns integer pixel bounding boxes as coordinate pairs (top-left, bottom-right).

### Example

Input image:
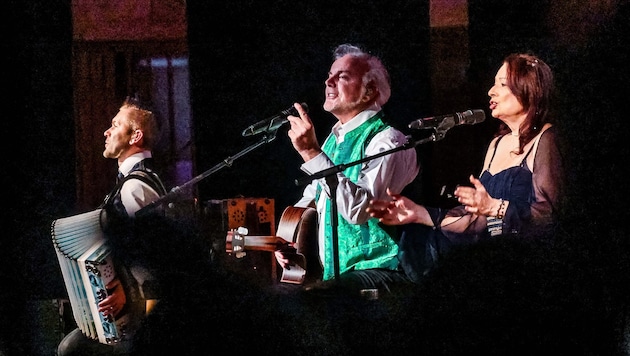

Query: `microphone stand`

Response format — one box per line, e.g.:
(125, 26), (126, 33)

(137, 130), (280, 216)
(325, 174), (340, 280)
(295, 129), (442, 279)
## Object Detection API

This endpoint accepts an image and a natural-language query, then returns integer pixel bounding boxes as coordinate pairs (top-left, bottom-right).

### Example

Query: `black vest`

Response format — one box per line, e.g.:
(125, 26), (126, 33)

(102, 158), (167, 218)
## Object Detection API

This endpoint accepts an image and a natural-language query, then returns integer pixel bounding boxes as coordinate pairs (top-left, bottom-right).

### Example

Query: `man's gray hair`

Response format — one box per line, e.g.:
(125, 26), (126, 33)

(332, 44), (391, 106)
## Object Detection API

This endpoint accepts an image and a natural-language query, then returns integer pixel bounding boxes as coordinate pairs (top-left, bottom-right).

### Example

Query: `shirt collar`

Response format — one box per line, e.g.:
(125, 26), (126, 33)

(332, 108), (380, 143)
(118, 151), (152, 176)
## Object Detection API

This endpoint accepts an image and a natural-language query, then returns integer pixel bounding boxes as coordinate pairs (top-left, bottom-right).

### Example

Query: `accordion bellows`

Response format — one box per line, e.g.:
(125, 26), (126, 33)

(51, 209), (130, 344)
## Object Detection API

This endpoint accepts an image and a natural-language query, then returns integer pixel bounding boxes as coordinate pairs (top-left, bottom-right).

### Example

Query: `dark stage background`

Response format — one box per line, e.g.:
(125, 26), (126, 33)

(186, 0), (431, 211)
(3, 0), (630, 354)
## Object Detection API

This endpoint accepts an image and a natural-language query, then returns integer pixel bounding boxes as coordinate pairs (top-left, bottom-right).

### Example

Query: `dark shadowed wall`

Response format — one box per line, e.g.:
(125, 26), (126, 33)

(186, 1), (431, 214)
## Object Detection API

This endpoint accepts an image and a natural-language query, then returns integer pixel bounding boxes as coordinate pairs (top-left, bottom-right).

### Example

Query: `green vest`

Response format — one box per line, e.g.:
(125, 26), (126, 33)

(320, 111), (399, 280)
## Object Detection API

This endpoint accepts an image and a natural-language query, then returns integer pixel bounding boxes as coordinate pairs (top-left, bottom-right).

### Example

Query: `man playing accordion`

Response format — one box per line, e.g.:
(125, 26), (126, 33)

(56, 96), (167, 356)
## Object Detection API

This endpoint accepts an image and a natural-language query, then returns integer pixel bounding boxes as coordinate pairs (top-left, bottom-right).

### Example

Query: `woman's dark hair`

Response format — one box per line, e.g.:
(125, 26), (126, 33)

(500, 53), (554, 153)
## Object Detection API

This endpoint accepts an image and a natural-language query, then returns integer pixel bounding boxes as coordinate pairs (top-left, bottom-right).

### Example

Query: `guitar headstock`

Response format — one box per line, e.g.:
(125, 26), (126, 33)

(225, 227), (248, 258)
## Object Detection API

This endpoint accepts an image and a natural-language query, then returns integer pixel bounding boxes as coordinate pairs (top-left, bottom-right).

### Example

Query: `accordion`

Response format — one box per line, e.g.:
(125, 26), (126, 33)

(51, 209), (135, 344)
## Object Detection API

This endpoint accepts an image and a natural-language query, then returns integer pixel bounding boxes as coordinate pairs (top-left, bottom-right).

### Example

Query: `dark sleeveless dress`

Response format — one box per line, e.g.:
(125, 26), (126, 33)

(398, 128), (562, 283)
(476, 134), (537, 236)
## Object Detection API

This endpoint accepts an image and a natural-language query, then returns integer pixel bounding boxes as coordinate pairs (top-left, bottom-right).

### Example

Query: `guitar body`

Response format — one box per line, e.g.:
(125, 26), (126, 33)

(226, 206), (320, 284)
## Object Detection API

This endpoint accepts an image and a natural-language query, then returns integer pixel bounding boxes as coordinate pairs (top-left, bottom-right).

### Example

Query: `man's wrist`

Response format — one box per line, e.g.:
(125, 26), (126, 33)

(299, 148), (322, 162)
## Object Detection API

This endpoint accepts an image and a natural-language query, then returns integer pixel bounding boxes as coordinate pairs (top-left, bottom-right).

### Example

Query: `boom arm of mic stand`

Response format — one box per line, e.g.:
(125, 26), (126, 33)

(294, 132), (437, 186)
(137, 131), (279, 216)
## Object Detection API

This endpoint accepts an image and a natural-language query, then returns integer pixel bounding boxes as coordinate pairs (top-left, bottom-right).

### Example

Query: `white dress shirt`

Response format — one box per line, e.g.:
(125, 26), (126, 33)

(118, 151), (161, 217)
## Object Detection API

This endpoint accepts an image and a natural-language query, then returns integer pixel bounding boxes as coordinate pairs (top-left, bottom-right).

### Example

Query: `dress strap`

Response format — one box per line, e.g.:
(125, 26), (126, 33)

(520, 140), (537, 166)
(485, 135), (504, 171)
(520, 124), (552, 168)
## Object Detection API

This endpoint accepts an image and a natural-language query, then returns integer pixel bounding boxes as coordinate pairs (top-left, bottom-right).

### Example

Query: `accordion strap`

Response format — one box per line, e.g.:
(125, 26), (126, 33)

(101, 166), (167, 209)
(123, 170), (168, 196)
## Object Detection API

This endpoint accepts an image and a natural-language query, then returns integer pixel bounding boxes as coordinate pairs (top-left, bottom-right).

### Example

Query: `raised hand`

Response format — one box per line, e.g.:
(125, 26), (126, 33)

(367, 188), (425, 225)
(286, 102), (321, 162)
(454, 175), (497, 216)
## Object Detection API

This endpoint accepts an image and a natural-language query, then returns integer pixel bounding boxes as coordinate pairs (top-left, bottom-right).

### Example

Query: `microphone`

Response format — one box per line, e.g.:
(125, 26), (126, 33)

(408, 109), (485, 130)
(241, 103), (309, 137)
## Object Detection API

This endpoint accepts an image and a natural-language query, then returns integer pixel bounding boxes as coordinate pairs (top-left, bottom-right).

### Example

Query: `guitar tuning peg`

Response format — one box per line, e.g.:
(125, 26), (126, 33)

(236, 226), (249, 235)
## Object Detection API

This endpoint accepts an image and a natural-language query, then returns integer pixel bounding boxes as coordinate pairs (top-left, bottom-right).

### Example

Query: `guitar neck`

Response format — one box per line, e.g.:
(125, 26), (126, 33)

(226, 206), (309, 254)
(226, 231), (290, 254)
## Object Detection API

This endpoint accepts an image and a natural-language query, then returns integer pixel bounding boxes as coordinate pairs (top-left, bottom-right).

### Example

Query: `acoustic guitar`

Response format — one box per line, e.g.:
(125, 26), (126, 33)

(226, 206), (318, 284)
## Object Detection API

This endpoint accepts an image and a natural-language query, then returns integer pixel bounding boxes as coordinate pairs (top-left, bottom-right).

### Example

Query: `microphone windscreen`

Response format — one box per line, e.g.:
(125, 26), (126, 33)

(463, 109), (485, 124)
